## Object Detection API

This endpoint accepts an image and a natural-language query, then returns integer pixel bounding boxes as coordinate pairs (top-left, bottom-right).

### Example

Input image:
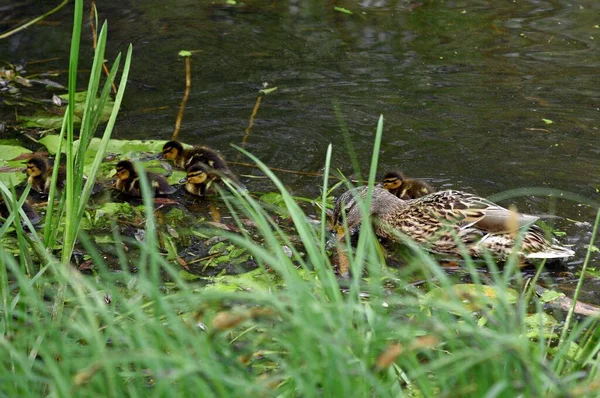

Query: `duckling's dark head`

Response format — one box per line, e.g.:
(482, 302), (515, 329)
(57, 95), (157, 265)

(25, 156), (50, 178)
(161, 141), (184, 161)
(382, 171), (405, 191)
(182, 163), (208, 185)
(115, 160), (136, 182)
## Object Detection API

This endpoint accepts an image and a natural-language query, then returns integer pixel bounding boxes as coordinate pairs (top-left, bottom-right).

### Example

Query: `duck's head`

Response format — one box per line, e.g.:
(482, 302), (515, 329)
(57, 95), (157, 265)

(24, 156), (49, 178)
(180, 163), (208, 184)
(381, 171), (405, 191)
(333, 186), (399, 238)
(161, 141), (184, 161)
(115, 160), (136, 182)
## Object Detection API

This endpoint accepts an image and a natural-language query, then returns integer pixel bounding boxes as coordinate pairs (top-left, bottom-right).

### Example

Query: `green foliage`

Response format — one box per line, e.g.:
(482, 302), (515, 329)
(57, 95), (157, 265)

(3, 114), (600, 395)
(334, 6), (353, 15)
(2, 1), (600, 396)
(17, 90), (115, 129)
(0, 145), (31, 185)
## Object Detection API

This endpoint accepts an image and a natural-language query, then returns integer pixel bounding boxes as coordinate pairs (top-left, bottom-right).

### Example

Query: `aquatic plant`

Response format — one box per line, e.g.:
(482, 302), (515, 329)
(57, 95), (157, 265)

(2, 0), (600, 396)
(2, 109), (600, 395)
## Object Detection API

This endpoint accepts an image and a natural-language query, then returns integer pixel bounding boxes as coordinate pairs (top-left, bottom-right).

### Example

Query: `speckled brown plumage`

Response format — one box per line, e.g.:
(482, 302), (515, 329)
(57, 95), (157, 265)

(333, 186), (574, 260)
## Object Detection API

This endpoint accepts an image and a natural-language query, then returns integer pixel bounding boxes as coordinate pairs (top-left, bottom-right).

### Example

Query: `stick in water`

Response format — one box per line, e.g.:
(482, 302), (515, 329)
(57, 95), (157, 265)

(172, 51), (192, 141)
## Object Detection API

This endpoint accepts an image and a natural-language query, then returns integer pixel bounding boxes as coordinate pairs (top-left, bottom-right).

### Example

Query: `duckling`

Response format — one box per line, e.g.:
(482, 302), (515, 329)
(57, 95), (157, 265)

(24, 155), (65, 194)
(179, 162), (211, 197)
(381, 171), (434, 200)
(333, 186), (574, 260)
(0, 196), (40, 225)
(160, 140), (237, 180)
(113, 160), (176, 197)
(25, 155), (101, 195)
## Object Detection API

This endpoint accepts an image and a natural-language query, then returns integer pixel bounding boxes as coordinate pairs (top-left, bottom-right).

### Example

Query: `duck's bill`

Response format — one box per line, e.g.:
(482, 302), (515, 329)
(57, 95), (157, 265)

(179, 177), (188, 183)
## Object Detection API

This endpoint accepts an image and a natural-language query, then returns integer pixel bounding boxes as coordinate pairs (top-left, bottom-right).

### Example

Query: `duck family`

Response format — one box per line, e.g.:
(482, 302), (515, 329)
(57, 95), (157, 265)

(6, 138), (575, 263)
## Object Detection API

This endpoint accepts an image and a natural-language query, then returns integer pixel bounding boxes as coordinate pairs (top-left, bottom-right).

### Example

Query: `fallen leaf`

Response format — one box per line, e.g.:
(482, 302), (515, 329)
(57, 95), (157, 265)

(375, 343), (403, 371)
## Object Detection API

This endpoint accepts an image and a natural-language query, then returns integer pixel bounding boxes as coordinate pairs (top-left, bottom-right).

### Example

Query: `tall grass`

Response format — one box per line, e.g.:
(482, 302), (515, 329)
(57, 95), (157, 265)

(2, 1), (600, 396)
(35, 0), (132, 321)
(2, 111), (600, 395)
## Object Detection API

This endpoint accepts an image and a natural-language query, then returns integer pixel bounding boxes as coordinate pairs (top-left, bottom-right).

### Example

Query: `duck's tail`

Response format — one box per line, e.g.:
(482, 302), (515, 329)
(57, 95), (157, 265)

(520, 225), (575, 260)
(524, 243), (575, 259)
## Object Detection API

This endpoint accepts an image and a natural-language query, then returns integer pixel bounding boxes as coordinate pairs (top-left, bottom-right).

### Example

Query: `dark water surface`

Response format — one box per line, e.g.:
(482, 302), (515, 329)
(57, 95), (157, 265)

(2, 1), (599, 300)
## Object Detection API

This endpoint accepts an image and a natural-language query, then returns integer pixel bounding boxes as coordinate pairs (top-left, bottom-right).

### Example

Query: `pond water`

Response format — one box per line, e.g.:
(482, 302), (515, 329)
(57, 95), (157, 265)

(1, 1), (599, 300)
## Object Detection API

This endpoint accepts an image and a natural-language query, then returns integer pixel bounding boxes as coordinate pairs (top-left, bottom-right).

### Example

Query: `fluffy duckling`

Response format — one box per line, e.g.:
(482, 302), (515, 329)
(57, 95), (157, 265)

(161, 140), (237, 180)
(180, 163), (212, 197)
(113, 160), (176, 197)
(333, 186), (574, 261)
(24, 155), (65, 194)
(0, 196), (40, 225)
(381, 171), (434, 200)
(25, 155), (101, 195)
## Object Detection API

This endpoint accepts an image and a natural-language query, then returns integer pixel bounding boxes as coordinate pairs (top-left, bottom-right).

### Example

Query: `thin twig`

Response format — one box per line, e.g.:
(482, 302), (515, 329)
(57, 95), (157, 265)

(172, 53), (192, 141)
(28, 57), (62, 65)
(186, 253), (221, 265)
(228, 160), (362, 183)
(242, 94), (263, 148)
(0, 0), (70, 40)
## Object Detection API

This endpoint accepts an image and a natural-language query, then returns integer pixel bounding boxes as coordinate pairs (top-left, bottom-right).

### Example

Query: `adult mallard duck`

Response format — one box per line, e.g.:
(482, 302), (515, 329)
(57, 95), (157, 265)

(381, 170), (434, 200)
(113, 160), (176, 197)
(24, 155), (65, 194)
(333, 186), (574, 260)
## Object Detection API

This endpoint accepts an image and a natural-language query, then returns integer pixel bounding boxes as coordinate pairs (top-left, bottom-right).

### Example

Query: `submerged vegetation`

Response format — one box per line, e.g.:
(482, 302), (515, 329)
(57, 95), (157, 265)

(2, 1), (600, 397)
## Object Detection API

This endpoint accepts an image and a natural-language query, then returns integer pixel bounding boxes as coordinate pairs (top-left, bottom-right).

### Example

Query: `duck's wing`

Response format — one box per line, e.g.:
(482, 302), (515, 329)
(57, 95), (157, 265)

(413, 190), (538, 233)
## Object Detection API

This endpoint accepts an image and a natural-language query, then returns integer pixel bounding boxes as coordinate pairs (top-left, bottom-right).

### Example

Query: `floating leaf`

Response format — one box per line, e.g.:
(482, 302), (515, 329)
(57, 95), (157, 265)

(259, 192), (289, 216)
(179, 270), (202, 281)
(334, 6), (353, 14)
(201, 269), (281, 293)
(542, 118), (554, 125)
(0, 145), (32, 186)
(39, 135), (66, 154)
(422, 284), (518, 313)
(259, 87), (278, 95)
(539, 289), (565, 303)
(17, 91), (114, 129)
(524, 313), (559, 339)
(37, 136), (185, 183)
